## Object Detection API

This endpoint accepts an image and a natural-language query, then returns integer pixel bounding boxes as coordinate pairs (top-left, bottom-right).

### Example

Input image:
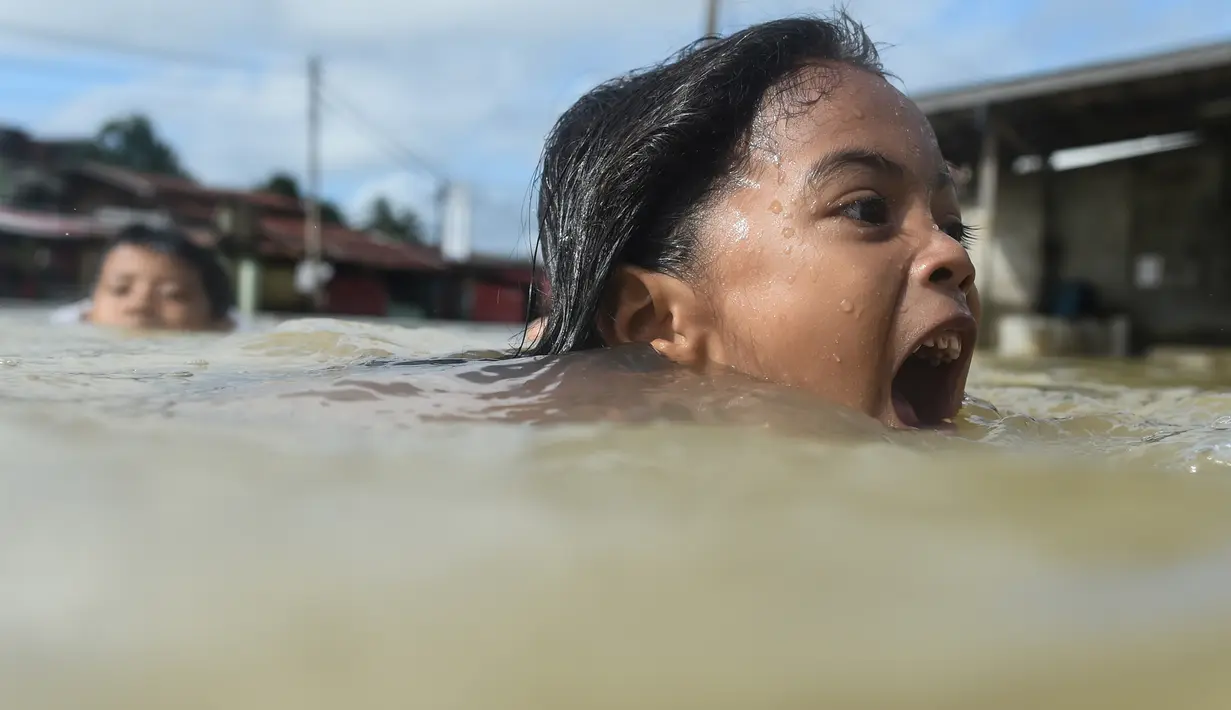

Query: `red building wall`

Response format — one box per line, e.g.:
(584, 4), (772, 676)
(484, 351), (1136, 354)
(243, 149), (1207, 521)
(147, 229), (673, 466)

(471, 281), (527, 323)
(326, 271), (390, 317)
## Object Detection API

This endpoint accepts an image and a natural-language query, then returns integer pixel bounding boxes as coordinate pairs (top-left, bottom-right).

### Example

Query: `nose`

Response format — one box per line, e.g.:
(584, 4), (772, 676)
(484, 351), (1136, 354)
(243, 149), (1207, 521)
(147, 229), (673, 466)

(913, 230), (976, 296)
(124, 286), (156, 314)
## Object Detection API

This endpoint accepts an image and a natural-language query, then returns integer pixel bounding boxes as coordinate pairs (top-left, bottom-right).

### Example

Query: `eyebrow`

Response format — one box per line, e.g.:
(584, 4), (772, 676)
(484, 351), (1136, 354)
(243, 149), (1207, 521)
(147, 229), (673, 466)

(804, 148), (953, 193)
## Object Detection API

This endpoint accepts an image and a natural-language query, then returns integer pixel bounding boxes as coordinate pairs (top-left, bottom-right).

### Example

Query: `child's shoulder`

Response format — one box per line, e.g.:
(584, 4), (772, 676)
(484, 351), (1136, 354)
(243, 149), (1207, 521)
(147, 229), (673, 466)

(49, 300), (90, 325)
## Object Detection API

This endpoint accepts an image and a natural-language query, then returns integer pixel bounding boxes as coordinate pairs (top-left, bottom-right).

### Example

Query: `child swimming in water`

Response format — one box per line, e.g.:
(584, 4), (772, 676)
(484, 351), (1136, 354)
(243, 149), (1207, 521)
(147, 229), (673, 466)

(51, 225), (240, 333)
(524, 14), (980, 430)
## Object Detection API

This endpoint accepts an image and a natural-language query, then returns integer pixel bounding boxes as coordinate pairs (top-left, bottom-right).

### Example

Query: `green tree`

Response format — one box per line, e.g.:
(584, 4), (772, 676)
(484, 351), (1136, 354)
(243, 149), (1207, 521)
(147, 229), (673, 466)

(91, 114), (189, 178)
(363, 196), (425, 244)
(259, 172), (301, 200)
(255, 172), (346, 225)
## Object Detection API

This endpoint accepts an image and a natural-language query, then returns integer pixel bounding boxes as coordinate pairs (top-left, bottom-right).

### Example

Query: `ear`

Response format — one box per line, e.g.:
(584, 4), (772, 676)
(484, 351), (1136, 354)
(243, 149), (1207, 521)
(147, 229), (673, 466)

(596, 265), (710, 367)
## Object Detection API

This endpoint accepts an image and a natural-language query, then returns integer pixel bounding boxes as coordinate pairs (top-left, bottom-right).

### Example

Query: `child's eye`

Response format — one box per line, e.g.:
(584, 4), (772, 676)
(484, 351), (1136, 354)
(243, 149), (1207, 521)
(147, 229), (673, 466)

(839, 196), (890, 226)
(941, 220), (977, 248)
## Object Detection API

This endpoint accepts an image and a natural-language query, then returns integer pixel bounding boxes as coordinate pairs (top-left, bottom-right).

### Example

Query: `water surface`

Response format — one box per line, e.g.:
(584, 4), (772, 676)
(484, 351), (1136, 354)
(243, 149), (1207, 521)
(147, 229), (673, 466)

(5, 308), (1231, 709)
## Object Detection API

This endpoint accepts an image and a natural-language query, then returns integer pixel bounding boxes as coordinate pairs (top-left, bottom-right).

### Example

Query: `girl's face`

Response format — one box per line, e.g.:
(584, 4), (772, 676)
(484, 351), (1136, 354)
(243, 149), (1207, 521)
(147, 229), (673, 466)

(89, 244), (219, 332)
(691, 65), (980, 429)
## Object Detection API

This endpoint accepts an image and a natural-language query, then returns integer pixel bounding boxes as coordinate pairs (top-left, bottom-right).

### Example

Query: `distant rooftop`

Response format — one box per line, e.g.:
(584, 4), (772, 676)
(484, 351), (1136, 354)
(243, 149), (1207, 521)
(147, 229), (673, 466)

(914, 39), (1231, 114)
(918, 38), (1231, 164)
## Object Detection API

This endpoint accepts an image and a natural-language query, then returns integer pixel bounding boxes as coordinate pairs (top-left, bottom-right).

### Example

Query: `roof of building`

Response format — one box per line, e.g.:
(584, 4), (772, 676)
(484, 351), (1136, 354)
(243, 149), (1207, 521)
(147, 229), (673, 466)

(914, 39), (1231, 114)
(60, 163), (443, 270)
(4, 159), (533, 273)
(448, 252), (536, 276)
(917, 38), (1231, 164)
(0, 205), (101, 239)
(73, 162), (303, 212)
(258, 216), (445, 271)
(0, 204), (447, 270)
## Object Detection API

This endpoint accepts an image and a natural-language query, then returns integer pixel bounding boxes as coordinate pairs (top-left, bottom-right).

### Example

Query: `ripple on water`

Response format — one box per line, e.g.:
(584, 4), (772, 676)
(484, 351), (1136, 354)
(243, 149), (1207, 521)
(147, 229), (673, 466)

(4, 314), (1231, 707)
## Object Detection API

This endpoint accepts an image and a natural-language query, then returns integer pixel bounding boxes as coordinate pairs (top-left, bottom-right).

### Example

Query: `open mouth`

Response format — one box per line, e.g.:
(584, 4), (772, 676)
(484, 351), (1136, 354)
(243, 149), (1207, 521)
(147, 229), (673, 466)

(890, 324), (974, 429)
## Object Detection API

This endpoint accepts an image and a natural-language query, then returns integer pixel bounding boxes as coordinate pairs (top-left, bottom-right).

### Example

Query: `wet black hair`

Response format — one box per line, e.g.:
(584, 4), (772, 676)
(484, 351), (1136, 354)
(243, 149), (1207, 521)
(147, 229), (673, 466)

(101, 224), (235, 320)
(524, 13), (884, 356)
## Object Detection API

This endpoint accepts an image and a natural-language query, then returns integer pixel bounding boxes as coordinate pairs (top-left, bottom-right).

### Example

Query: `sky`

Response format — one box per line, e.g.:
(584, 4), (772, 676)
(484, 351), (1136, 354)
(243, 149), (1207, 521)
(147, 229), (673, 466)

(0, 0), (1228, 257)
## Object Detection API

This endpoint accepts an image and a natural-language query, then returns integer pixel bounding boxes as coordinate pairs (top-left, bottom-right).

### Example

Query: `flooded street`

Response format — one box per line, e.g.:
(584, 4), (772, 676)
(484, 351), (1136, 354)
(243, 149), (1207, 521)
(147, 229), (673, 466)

(5, 309), (1231, 708)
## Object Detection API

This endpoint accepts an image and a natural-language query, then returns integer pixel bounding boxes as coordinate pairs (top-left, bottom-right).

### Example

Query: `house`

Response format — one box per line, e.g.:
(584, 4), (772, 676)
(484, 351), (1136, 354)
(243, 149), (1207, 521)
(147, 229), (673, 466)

(918, 39), (1231, 356)
(0, 124), (538, 323)
(63, 162), (453, 316)
(0, 127), (106, 299)
(0, 130), (443, 316)
(434, 253), (540, 323)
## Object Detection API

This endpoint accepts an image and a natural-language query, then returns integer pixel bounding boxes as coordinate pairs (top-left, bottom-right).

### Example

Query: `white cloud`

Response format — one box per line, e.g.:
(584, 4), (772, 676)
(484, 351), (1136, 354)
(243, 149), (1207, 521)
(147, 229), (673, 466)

(2, 0), (1228, 257)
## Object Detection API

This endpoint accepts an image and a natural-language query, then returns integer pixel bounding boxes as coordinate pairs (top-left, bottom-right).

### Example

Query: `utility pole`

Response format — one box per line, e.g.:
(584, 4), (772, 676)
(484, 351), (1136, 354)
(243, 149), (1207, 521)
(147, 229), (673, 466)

(216, 200), (260, 321)
(304, 55), (325, 310)
(704, 0), (720, 38)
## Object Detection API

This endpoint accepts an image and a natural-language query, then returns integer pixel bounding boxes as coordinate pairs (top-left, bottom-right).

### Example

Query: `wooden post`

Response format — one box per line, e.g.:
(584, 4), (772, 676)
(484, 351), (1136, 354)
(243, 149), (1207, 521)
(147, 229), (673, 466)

(703, 0), (720, 37)
(304, 55), (324, 310)
(217, 201), (261, 320)
(236, 258), (261, 319)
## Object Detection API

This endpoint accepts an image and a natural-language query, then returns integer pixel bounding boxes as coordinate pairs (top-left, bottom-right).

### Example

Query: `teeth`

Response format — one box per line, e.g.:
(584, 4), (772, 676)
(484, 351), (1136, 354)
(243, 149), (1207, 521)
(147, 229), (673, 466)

(911, 331), (963, 365)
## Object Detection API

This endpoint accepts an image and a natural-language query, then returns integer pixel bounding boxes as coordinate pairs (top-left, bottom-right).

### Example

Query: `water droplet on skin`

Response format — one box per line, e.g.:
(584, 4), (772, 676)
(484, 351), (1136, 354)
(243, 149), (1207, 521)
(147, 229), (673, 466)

(776, 171), (787, 185)
(833, 354), (842, 363)
(769, 200), (783, 214)
(782, 227), (795, 238)
(732, 213), (749, 241)
(839, 299), (854, 313)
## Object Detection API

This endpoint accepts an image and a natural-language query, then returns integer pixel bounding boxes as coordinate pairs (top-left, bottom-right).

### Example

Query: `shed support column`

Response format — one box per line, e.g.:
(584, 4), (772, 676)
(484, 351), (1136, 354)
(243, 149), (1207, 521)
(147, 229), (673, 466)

(1038, 152), (1058, 316)
(236, 257), (262, 320)
(975, 111), (1000, 349)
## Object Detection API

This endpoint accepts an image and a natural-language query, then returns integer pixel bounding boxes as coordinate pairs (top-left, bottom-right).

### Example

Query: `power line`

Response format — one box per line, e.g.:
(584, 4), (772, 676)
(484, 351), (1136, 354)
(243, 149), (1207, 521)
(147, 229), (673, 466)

(470, 187), (534, 231)
(0, 28), (530, 247)
(318, 83), (447, 182)
(0, 21), (276, 72)
(319, 81), (531, 227)
(1, 26), (474, 197)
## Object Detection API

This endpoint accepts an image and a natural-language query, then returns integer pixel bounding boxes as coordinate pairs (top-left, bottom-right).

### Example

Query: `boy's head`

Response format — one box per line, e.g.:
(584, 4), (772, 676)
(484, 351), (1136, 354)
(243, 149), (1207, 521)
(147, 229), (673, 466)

(531, 14), (980, 429)
(89, 226), (235, 332)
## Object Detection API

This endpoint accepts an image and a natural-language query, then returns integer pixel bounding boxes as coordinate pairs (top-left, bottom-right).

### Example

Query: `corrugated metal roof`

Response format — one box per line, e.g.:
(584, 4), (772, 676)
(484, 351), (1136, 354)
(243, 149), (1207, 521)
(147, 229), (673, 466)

(75, 162), (157, 198)
(914, 39), (1231, 114)
(259, 216), (445, 271)
(0, 206), (102, 239)
(24, 162), (488, 272)
(73, 162), (304, 214)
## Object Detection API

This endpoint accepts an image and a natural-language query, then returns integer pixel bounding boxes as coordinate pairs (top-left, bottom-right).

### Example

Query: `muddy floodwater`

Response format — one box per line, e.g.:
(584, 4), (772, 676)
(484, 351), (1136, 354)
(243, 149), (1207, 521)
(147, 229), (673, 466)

(5, 306), (1231, 709)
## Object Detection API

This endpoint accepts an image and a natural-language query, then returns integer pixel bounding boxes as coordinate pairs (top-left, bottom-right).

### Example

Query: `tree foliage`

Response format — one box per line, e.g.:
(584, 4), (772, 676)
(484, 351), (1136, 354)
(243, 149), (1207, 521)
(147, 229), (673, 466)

(363, 196), (425, 244)
(256, 172), (346, 225)
(91, 114), (189, 178)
